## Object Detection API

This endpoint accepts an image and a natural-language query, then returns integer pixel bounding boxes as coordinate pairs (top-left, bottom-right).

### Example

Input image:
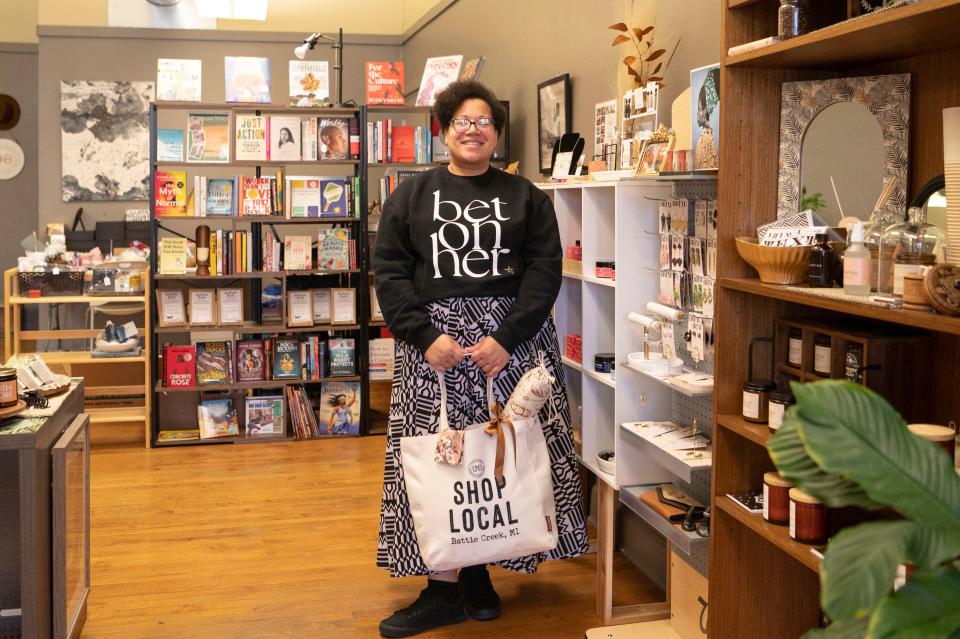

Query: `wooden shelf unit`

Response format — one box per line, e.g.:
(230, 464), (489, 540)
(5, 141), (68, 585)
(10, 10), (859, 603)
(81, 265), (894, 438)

(3, 268), (152, 447)
(149, 103), (374, 446)
(711, 3), (960, 637)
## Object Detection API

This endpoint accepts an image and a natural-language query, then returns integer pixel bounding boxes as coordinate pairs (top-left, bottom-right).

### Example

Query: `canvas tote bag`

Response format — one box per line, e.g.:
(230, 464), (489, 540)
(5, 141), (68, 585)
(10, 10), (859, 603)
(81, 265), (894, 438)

(400, 370), (558, 572)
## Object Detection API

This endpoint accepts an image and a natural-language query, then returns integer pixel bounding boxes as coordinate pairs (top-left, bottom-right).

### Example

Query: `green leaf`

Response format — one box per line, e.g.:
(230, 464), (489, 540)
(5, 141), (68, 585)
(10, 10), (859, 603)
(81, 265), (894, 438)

(908, 527), (960, 570)
(791, 381), (960, 528)
(820, 521), (915, 621)
(769, 407), (880, 510)
(868, 569), (960, 638)
(803, 617), (870, 639)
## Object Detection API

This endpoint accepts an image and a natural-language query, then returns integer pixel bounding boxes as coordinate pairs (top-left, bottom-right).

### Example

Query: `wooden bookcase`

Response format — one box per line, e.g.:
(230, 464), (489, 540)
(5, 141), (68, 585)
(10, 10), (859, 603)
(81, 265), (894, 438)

(148, 103), (370, 446)
(711, 1), (960, 636)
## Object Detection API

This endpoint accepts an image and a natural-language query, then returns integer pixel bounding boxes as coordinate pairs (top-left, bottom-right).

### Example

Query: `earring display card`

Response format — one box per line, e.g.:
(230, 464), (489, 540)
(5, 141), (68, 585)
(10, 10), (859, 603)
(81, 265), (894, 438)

(671, 198), (691, 235)
(662, 321), (676, 360)
(690, 239), (705, 277)
(660, 270), (674, 305)
(695, 200), (708, 239)
(703, 277), (715, 318)
(673, 271), (684, 308)
(671, 234), (686, 271)
(659, 200), (671, 234)
(660, 234), (671, 270)
(706, 240), (717, 279)
(703, 317), (714, 360)
(706, 201), (718, 241)
(692, 275), (706, 314)
(689, 314), (705, 362)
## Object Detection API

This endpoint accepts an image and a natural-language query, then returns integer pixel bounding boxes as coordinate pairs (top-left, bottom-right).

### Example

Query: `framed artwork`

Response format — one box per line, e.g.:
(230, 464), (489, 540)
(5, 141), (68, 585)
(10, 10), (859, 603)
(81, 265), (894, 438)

(216, 288), (243, 325)
(637, 124), (675, 175)
(330, 288), (357, 325)
(594, 99), (617, 161)
(287, 290), (314, 327)
(370, 285), (384, 322)
(537, 74), (571, 173)
(188, 289), (216, 326)
(691, 63), (720, 171)
(311, 289), (332, 324)
(157, 289), (186, 327)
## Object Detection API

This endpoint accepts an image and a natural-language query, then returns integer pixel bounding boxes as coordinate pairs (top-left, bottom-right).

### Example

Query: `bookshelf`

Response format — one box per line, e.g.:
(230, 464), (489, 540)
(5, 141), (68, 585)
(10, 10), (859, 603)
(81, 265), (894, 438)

(148, 102), (371, 446)
(710, 1), (960, 636)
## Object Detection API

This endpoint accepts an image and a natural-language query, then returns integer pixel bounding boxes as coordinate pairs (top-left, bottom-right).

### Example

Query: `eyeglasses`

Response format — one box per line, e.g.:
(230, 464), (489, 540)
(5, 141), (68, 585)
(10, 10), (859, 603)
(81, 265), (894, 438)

(451, 117), (494, 132)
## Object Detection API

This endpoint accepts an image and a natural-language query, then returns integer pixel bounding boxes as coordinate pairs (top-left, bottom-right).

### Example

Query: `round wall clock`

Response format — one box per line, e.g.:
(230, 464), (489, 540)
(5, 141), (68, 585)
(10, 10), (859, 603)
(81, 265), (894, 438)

(0, 138), (25, 180)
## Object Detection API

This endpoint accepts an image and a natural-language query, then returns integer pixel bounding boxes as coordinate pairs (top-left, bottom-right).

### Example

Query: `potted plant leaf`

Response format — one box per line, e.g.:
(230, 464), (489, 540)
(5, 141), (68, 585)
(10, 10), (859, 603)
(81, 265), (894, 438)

(768, 380), (960, 638)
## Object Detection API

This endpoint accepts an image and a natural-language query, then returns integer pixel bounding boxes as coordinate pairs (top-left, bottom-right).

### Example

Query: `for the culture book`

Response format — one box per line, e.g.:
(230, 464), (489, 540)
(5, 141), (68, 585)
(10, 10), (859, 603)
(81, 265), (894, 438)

(225, 56), (271, 103)
(365, 61), (404, 105)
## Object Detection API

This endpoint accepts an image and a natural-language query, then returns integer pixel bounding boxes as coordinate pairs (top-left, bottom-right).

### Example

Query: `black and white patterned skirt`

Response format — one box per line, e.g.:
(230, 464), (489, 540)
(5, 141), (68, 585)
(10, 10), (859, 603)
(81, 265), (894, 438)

(376, 296), (589, 577)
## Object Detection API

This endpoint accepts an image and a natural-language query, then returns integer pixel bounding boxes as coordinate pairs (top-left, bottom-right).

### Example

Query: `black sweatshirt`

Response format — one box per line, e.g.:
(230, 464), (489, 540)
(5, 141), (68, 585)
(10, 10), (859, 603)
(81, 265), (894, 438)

(373, 167), (561, 355)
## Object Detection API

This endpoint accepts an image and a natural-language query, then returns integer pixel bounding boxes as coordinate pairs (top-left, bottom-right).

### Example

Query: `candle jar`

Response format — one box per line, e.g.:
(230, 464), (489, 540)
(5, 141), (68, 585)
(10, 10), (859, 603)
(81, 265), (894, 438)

(787, 328), (803, 368)
(743, 381), (775, 423)
(0, 367), (18, 408)
(764, 472), (794, 524)
(813, 334), (832, 377)
(893, 253), (937, 296)
(594, 353), (615, 374)
(768, 388), (795, 432)
(902, 272), (932, 311)
(907, 423), (957, 460)
(790, 488), (827, 544)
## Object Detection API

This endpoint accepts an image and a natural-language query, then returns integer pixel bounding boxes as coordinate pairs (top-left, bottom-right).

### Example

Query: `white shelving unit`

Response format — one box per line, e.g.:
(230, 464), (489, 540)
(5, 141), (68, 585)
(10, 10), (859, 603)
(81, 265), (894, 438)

(542, 175), (717, 627)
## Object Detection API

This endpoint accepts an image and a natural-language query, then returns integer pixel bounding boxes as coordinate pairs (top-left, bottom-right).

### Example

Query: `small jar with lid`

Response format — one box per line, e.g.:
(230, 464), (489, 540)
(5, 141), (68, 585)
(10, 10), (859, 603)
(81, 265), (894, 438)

(844, 343), (865, 384)
(790, 488), (828, 544)
(787, 328), (803, 368)
(879, 206), (948, 295)
(813, 334), (832, 377)
(768, 388), (795, 432)
(743, 381), (775, 423)
(0, 367), (17, 408)
(777, 0), (808, 39)
(764, 472), (794, 524)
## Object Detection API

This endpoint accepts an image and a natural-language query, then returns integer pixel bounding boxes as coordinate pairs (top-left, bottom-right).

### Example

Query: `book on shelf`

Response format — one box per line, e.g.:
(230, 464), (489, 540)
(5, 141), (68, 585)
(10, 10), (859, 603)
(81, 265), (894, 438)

(366, 61), (405, 106)
(187, 113), (230, 163)
(319, 381), (361, 435)
(369, 337), (395, 381)
(197, 398), (240, 439)
(163, 344), (196, 388)
(236, 339), (266, 382)
(158, 237), (188, 274)
(459, 57), (485, 81)
(415, 55), (463, 107)
(367, 122), (432, 164)
(317, 228), (350, 270)
(157, 58), (202, 102)
(392, 126), (416, 163)
(299, 336), (328, 380)
(349, 118), (360, 158)
(245, 395), (285, 436)
(288, 177), (322, 217)
(155, 171), (188, 216)
(235, 114), (268, 161)
(286, 385), (320, 439)
(318, 117), (350, 160)
(272, 336), (302, 379)
(196, 341), (231, 385)
(157, 129), (184, 162)
(224, 56), (271, 103)
(205, 178), (234, 216)
(284, 235), (313, 270)
(328, 337), (356, 377)
(157, 429), (201, 443)
(320, 178), (347, 216)
(301, 117), (318, 161)
(238, 176), (274, 216)
(262, 235), (282, 271)
(269, 115), (302, 161)
(289, 60), (329, 106)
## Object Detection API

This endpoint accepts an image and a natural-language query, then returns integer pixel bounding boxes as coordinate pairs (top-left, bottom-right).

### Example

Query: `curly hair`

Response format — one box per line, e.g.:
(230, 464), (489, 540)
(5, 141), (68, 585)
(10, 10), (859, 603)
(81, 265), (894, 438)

(432, 80), (507, 135)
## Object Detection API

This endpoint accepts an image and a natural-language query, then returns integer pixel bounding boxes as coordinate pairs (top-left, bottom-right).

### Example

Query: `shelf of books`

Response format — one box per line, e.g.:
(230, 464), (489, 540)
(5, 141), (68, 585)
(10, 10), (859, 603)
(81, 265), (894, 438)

(149, 101), (371, 446)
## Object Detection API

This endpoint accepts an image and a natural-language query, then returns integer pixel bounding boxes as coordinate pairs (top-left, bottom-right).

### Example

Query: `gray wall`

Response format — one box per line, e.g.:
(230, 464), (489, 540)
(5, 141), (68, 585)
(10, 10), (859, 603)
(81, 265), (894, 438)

(37, 26), (402, 231)
(0, 44), (39, 274)
(403, 0), (722, 180)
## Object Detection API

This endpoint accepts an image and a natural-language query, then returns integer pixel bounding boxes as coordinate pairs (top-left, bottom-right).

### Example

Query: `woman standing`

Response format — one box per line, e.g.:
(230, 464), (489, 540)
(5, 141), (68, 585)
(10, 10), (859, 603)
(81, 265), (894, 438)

(374, 80), (588, 638)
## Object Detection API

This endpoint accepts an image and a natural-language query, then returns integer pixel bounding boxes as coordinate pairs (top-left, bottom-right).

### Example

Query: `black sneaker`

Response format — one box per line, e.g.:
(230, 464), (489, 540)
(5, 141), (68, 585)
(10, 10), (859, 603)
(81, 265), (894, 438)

(379, 584), (467, 638)
(458, 564), (502, 621)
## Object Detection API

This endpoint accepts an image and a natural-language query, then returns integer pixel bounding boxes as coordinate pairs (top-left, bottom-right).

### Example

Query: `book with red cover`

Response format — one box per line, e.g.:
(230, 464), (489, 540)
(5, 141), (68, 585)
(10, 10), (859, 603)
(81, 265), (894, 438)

(365, 61), (405, 106)
(154, 171), (188, 217)
(239, 176), (273, 216)
(165, 345), (196, 388)
(391, 126), (416, 163)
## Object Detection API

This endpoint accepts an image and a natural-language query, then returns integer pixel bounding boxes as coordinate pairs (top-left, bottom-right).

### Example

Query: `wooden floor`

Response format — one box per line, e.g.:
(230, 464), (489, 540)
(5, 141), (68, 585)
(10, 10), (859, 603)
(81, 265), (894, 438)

(82, 436), (664, 638)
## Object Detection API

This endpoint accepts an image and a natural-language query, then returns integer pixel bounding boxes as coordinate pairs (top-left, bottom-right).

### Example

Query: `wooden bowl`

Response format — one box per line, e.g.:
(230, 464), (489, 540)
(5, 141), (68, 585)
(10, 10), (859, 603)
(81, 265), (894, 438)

(735, 237), (811, 285)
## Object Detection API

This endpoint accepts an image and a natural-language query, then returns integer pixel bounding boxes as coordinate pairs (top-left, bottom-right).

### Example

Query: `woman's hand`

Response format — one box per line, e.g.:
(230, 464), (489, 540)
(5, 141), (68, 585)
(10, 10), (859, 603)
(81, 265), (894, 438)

(425, 335), (467, 372)
(466, 337), (509, 378)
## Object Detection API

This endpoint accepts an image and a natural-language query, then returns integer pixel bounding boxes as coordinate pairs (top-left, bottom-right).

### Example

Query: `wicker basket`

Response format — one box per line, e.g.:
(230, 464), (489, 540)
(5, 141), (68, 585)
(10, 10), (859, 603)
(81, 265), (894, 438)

(734, 237), (811, 285)
(17, 270), (85, 297)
